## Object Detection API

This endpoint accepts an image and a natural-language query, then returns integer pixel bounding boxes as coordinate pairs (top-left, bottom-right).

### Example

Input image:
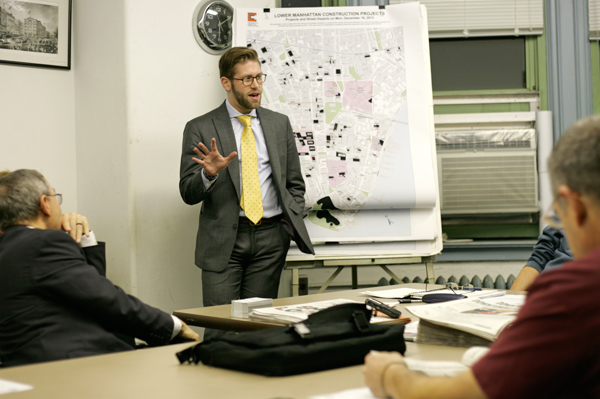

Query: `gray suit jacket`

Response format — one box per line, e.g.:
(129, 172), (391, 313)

(179, 102), (314, 272)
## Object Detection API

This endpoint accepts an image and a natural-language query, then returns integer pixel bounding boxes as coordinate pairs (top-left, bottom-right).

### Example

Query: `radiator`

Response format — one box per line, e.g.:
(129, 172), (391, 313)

(388, 274), (516, 290)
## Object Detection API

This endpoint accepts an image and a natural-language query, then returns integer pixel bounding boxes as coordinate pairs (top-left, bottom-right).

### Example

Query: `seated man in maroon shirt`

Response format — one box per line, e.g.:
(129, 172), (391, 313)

(363, 115), (600, 399)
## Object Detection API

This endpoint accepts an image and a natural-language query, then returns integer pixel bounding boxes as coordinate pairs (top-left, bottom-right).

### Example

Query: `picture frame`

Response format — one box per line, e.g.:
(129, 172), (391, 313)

(0, 0), (71, 69)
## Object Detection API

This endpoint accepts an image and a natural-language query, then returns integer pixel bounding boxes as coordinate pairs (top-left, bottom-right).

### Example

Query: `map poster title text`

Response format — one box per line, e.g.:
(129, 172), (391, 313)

(273, 11), (386, 20)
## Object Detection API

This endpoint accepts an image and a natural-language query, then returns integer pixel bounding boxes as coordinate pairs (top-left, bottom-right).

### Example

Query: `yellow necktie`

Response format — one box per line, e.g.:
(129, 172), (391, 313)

(237, 115), (264, 224)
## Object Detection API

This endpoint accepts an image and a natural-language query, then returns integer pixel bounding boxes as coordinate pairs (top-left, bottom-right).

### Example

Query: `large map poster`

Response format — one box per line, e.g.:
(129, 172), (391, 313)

(234, 3), (441, 248)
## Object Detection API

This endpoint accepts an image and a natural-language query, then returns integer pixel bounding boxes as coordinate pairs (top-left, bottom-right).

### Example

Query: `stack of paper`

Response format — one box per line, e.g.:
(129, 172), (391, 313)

(231, 297), (273, 318)
(407, 295), (526, 346)
(248, 299), (411, 325)
(248, 299), (357, 324)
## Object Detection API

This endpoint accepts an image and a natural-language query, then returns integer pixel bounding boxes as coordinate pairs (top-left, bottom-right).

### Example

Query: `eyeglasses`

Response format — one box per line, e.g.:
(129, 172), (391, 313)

(47, 193), (63, 205)
(541, 200), (563, 230)
(446, 282), (477, 292)
(230, 74), (267, 86)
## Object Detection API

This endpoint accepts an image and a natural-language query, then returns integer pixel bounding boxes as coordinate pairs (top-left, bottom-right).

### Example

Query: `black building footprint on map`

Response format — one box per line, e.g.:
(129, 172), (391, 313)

(315, 197), (340, 227)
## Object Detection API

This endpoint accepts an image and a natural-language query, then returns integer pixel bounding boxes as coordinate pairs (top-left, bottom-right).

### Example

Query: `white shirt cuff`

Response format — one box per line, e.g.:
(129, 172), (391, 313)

(201, 169), (218, 190)
(171, 315), (182, 340)
(79, 230), (98, 248)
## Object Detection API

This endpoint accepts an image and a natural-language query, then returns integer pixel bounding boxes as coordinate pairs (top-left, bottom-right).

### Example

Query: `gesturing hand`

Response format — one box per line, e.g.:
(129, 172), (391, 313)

(192, 138), (237, 176)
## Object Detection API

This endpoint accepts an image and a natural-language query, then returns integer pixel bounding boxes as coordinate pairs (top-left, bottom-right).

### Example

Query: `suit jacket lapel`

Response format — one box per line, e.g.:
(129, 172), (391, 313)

(213, 102), (241, 198)
(257, 108), (282, 188)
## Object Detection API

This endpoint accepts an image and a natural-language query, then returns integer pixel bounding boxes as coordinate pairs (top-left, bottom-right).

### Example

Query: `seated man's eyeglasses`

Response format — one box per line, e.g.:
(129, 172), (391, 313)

(541, 199), (562, 230)
(47, 193), (63, 205)
(230, 74), (267, 86)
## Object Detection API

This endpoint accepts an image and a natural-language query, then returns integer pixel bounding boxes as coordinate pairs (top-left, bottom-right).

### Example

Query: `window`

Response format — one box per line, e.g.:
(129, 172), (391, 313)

(430, 37), (526, 92)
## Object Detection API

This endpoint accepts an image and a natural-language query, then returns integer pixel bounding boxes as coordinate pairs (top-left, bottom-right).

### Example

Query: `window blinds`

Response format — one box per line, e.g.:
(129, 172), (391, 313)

(591, 0), (600, 40)
(390, 0), (544, 38)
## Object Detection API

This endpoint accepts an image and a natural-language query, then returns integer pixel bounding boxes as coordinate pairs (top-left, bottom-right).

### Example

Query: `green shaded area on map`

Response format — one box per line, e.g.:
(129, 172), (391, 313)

(308, 212), (340, 231)
(374, 29), (382, 50)
(325, 102), (342, 124)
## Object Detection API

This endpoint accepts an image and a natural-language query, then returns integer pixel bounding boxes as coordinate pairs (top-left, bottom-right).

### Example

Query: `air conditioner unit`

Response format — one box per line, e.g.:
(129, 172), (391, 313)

(436, 129), (538, 215)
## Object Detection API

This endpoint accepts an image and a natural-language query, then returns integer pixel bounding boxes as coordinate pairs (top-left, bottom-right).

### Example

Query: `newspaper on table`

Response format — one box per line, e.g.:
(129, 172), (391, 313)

(248, 298), (404, 324)
(406, 295), (526, 342)
(362, 287), (504, 300)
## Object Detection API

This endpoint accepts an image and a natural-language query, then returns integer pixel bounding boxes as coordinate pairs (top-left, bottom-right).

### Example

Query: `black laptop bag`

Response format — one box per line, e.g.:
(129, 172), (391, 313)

(176, 303), (406, 376)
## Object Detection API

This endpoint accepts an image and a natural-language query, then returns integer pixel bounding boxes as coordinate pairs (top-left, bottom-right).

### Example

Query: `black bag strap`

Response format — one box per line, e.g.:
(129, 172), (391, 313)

(292, 303), (371, 339)
(176, 345), (197, 364)
(303, 303), (371, 325)
(352, 310), (370, 333)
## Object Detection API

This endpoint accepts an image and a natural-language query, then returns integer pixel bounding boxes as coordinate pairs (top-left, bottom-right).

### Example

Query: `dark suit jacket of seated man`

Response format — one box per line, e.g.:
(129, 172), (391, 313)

(0, 169), (199, 367)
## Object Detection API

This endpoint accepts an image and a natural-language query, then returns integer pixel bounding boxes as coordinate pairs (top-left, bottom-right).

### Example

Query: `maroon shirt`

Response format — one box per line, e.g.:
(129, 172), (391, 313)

(472, 247), (600, 399)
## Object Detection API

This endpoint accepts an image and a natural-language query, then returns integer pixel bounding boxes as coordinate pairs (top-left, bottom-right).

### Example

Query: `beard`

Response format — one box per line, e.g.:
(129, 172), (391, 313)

(232, 84), (261, 111)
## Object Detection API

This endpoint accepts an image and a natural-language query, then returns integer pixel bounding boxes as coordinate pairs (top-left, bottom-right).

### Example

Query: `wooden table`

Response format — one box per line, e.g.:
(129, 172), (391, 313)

(0, 341), (467, 399)
(174, 283), (438, 331)
(2, 283), (514, 398)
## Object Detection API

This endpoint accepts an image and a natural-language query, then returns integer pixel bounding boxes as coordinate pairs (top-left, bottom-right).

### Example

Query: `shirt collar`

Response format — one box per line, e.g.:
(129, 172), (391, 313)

(225, 99), (258, 119)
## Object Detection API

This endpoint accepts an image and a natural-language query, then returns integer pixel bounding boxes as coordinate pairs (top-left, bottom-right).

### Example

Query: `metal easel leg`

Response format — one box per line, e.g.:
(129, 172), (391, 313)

(379, 265), (403, 285)
(316, 266), (345, 294)
(291, 268), (299, 297)
(423, 255), (437, 284)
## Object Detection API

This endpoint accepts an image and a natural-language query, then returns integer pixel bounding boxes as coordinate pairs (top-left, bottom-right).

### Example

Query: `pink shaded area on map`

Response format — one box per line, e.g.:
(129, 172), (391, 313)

(342, 81), (373, 114)
(327, 160), (347, 187)
(371, 139), (383, 151)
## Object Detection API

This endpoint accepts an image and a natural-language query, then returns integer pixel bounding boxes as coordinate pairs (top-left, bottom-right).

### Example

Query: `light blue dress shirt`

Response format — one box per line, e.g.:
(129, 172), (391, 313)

(201, 99), (282, 218)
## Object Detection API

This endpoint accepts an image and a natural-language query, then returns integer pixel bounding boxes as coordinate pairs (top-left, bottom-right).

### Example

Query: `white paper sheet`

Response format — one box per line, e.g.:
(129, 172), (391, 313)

(0, 378), (33, 395)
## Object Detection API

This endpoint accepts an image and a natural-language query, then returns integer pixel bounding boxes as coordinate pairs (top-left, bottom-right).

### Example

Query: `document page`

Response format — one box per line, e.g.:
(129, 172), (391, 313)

(310, 387), (375, 399)
(0, 378), (33, 395)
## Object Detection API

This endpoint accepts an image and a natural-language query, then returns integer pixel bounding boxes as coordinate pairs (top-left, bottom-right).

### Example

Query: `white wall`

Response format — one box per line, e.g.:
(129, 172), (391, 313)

(0, 62), (77, 212)
(72, 0), (275, 313)
(73, 0), (133, 291)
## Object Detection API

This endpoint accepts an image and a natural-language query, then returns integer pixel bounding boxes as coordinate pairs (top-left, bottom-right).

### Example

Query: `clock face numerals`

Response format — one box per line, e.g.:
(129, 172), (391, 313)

(194, 1), (233, 53)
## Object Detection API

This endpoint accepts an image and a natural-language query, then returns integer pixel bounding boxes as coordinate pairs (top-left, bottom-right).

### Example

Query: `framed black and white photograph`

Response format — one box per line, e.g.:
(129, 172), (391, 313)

(0, 0), (71, 69)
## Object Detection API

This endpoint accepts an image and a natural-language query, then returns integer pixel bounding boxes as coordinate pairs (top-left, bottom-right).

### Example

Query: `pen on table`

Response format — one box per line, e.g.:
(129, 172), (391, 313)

(398, 298), (422, 303)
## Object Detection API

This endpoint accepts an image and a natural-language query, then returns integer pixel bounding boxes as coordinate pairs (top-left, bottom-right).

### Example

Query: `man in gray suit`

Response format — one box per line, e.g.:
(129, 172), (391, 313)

(179, 47), (314, 336)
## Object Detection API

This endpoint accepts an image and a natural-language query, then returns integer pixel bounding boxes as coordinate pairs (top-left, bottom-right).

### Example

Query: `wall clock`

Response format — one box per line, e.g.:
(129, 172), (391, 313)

(192, 0), (234, 55)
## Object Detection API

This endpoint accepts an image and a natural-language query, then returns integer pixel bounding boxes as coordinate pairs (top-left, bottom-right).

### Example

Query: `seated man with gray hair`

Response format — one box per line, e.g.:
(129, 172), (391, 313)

(0, 169), (199, 367)
(363, 115), (600, 399)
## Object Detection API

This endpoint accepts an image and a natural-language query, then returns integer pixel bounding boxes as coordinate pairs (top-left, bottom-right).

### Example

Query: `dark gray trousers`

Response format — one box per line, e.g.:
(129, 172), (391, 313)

(202, 220), (290, 340)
